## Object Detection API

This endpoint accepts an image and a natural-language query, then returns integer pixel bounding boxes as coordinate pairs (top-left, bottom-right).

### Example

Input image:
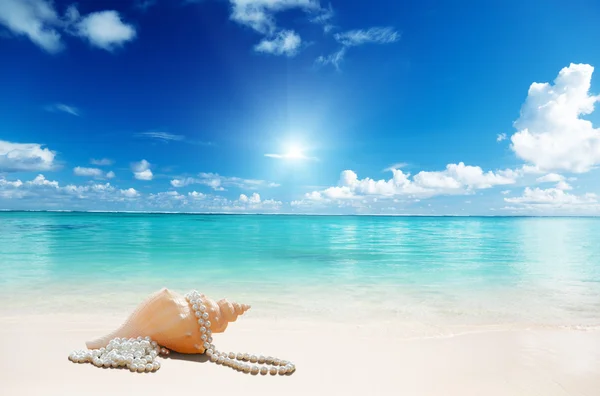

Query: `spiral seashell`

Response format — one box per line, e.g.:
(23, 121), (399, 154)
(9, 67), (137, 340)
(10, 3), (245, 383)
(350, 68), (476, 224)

(85, 288), (250, 354)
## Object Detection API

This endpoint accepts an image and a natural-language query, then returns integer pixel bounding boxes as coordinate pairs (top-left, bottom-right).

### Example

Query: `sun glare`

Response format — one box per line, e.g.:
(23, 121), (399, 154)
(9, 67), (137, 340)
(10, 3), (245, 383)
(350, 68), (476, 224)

(286, 144), (304, 159)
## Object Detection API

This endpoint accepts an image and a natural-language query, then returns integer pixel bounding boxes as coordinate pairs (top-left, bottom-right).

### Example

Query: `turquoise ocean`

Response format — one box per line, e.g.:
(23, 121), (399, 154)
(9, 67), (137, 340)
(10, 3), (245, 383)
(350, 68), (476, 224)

(1, 212), (599, 329)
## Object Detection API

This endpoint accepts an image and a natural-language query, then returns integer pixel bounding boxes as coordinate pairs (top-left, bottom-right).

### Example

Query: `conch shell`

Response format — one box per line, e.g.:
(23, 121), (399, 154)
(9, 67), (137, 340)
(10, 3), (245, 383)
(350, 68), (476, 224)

(86, 288), (250, 354)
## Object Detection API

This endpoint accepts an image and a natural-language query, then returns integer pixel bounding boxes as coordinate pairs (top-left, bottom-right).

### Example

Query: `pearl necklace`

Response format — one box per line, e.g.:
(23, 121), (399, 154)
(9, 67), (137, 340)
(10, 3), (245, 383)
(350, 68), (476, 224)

(68, 290), (296, 376)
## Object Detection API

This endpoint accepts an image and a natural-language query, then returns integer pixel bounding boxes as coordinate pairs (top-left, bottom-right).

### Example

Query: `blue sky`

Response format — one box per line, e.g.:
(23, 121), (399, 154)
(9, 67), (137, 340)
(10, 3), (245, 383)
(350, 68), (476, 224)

(1, 0), (600, 215)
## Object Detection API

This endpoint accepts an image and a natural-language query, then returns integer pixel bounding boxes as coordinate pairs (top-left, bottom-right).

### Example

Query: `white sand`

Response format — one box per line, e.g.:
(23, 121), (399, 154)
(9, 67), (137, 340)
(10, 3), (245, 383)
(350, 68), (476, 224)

(1, 312), (599, 396)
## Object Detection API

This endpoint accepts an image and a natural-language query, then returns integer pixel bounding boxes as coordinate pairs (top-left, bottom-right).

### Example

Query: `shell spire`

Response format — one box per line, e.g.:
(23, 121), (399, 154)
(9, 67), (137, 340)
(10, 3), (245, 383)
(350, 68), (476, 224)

(85, 288), (250, 354)
(212, 299), (251, 332)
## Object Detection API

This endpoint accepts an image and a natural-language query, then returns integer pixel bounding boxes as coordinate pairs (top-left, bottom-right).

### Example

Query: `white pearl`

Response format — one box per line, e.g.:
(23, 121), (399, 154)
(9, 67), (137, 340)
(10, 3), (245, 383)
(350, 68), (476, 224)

(199, 304), (206, 311)
(228, 352), (235, 359)
(251, 365), (259, 374)
(217, 356), (224, 364)
(270, 367), (278, 375)
(236, 353), (243, 360)
(258, 355), (265, 363)
(279, 367), (288, 375)
(250, 355), (257, 363)
(201, 334), (207, 341)
(146, 363), (153, 371)
(201, 312), (209, 320)
(200, 327), (207, 333)
(260, 367), (268, 375)
(210, 355), (218, 362)
(198, 319), (205, 325)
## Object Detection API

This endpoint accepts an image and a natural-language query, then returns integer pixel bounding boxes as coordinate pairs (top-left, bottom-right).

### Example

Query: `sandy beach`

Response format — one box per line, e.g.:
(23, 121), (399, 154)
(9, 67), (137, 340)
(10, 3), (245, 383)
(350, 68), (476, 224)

(1, 312), (599, 396)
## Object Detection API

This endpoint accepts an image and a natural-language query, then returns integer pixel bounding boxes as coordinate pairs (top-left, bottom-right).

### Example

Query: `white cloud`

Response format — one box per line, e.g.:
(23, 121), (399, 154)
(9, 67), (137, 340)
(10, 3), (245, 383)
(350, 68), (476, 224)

(555, 181), (572, 191)
(73, 167), (103, 178)
(239, 192), (261, 204)
(144, 189), (281, 212)
(298, 162), (517, 205)
(536, 173), (564, 183)
(45, 103), (79, 116)
(0, 0), (63, 53)
(317, 26), (400, 70)
(496, 133), (506, 142)
(229, 0), (319, 35)
(170, 173), (280, 191)
(120, 188), (139, 198)
(264, 152), (318, 161)
(254, 30), (301, 57)
(135, 131), (185, 142)
(383, 162), (408, 171)
(227, 0), (328, 57)
(0, 1), (136, 53)
(90, 158), (113, 166)
(308, 2), (333, 32)
(28, 174), (58, 188)
(69, 9), (136, 51)
(131, 160), (153, 181)
(0, 173), (140, 205)
(73, 166), (115, 180)
(510, 63), (600, 173)
(188, 191), (206, 199)
(315, 47), (346, 70)
(0, 140), (56, 172)
(501, 190), (510, 195)
(333, 27), (400, 46)
(505, 187), (597, 206)
(0, 174), (283, 212)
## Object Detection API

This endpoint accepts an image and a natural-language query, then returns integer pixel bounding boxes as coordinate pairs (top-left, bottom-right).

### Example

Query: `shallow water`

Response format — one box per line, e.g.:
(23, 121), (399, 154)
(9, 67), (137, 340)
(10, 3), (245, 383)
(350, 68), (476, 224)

(0, 212), (599, 327)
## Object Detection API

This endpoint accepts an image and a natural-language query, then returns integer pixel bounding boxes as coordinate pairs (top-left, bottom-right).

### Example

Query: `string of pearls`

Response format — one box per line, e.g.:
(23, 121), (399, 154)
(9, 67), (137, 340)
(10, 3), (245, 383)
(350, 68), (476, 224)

(68, 336), (169, 372)
(185, 290), (296, 376)
(68, 290), (295, 376)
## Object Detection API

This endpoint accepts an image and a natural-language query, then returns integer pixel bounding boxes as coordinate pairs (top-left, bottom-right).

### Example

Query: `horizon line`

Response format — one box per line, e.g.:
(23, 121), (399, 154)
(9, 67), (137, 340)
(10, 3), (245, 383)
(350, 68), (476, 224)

(0, 209), (599, 218)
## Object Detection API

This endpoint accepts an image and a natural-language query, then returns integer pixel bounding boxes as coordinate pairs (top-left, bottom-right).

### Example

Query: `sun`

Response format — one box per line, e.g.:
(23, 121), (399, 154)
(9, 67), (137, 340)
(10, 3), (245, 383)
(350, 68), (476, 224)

(286, 144), (304, 159)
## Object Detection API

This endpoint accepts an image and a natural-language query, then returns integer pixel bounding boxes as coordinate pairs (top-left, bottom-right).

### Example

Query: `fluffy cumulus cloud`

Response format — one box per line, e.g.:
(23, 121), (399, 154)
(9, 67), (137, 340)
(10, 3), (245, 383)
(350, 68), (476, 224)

(254, 30), (301, 57)
(0, 174), (139, 205)
(0, 0), (136, 53)
(294, 163), (517, 207)
(66, 7), (136, 51)
(170, 173), (279, 191)
(0, 0), (63, 53)
(131, 160), (153, 181)
(0, 140), (56, 172)
(73, 166), (115, 179)
(145, 190), (281, 212)
(509, 63), (600, 173)
(0, 171), (287, 212)
(536, 173), (565, 183)
(504, 187), (598, 209)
